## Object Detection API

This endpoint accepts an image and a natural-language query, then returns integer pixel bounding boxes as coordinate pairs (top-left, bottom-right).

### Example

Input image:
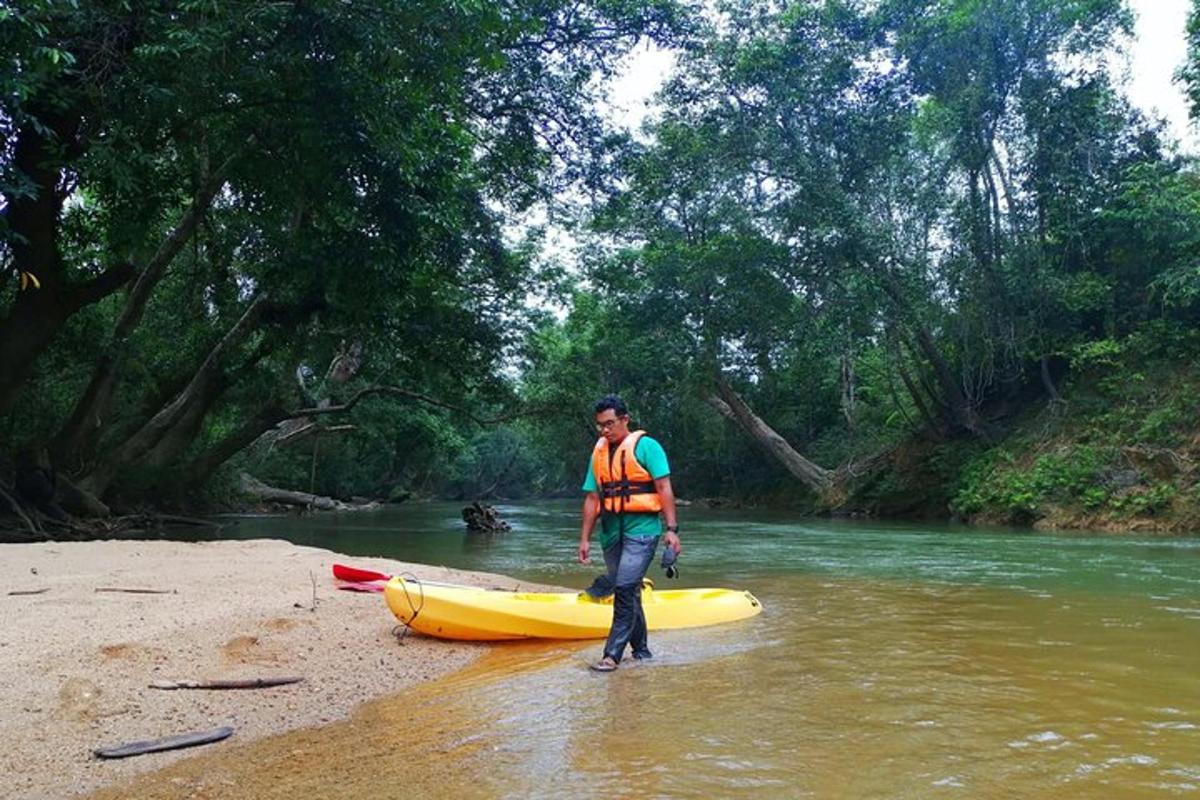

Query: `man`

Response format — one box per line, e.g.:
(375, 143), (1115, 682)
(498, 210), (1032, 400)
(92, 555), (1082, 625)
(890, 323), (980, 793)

(579, 394), (680, 672)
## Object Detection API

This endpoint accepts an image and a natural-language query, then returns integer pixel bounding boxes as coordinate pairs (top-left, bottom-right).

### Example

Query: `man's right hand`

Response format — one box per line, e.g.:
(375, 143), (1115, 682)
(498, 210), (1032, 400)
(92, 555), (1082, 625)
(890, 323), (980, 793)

(578, 538), (591, 564)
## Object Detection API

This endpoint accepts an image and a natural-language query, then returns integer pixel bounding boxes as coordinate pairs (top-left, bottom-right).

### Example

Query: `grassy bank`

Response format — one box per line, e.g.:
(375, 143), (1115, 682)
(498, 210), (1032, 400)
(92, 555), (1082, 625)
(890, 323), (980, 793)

(856, 328), (1200, 533)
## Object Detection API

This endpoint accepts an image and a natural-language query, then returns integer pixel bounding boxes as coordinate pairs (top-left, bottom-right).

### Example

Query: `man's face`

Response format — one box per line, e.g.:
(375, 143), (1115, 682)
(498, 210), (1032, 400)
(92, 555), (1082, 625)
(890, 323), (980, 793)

(595, 409), (630, 445)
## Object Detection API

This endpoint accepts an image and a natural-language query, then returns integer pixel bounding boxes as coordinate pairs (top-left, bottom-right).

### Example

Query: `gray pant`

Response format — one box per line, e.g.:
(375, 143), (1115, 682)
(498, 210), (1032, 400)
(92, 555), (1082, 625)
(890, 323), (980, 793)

(602, 534), (659, 662)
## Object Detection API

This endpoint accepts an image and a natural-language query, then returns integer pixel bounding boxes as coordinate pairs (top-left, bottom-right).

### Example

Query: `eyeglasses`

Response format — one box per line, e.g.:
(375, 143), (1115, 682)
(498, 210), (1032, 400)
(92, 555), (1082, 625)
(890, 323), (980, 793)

(595, 416), (626, 431)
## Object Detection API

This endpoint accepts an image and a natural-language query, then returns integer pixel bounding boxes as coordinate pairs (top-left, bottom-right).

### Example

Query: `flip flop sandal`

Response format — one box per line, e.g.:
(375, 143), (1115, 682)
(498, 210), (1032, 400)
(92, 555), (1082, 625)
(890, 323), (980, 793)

(589, 657), (619, 672)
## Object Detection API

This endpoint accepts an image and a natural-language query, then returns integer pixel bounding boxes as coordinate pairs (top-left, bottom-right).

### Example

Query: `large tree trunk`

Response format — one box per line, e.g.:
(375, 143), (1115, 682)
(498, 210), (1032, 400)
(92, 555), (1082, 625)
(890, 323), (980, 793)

(1040, 354), (1062, 404)
(80, 295), (269, 497)
(0, 110), (136, 416)
(840, 353), (857, 431)
(0, 20), (156, 415)
(707, 374), (898, 507)
(0, 113), (75, 416)
(181, 403), (289, 487)
(54, 474), (112, 518)
(873, 264), (991, 439)
(0, 294), (75, 416)
(139, 339), (277, 473)
(908, 323), (991, 438)
(889, 333), (942, 435)
(708, 375), (835, 496)
(139, 376), (232, 470)
(51, 157), (237, 466)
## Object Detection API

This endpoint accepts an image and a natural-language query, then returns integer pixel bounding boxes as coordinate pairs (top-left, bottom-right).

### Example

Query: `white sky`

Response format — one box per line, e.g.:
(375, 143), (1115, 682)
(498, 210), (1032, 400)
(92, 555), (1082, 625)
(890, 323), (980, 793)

(1124, 0), (1196, 152)
(605, 0), (1199, 153)
(602, 43), (676, 137)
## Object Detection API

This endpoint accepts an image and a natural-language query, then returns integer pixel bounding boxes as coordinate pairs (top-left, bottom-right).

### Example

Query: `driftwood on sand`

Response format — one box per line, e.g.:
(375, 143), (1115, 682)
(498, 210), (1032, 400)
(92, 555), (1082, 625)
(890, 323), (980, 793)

(95, 587), (177, 595)
(93, 726), (234, 759)
(150, 676), (303, 690)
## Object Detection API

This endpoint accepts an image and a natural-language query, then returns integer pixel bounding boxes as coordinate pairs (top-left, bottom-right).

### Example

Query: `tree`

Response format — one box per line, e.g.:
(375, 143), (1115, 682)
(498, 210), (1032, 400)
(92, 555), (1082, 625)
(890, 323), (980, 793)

(1, 0), (690, 519)
(571, 0), (1168, 503)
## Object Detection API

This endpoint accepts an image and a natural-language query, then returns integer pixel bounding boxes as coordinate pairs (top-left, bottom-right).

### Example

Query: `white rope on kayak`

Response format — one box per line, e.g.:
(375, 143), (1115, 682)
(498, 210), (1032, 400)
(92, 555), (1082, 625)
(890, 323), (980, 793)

(390, 573), (426, 645)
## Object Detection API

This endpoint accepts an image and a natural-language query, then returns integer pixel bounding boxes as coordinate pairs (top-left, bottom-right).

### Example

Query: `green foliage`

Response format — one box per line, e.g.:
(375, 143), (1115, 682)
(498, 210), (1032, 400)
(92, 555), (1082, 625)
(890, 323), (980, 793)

(1107, 483), (1177, 516)
(443, 426), (546, 500)
(949, 328), (1200, 527)
(5, 0), (1200, 527)
(1181, 0), (1200, 121)
(1068, 338), (1125, 370)
(1136, 406), (1183, 445)
(952, 446), (1109, 520)
(1, 0), (689, 505)
(499, 0), (1200, 516)
(1054, 272), (1113, 314)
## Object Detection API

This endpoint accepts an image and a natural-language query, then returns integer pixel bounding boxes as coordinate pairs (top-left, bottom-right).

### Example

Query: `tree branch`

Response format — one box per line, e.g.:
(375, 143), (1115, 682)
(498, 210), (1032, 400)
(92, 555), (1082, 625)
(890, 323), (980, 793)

(283, 386), (543, 426)
(285, 386), (461, 420)
(69, 261), (138, 310)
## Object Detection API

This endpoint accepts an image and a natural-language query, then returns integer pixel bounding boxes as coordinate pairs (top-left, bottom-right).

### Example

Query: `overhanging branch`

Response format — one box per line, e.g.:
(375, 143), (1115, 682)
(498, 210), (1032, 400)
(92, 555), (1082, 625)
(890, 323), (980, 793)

(283, 386), (545, 426)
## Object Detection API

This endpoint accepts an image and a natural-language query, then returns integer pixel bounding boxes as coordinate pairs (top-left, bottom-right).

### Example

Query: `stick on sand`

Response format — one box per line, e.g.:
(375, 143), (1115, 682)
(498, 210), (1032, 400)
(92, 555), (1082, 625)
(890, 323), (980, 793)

(93, 726), (234, 759)
(149, 677), (303, 690)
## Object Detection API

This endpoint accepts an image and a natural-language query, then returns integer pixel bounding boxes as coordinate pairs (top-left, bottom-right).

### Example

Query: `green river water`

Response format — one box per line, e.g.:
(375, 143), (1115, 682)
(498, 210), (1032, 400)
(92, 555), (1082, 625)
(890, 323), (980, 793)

(114, 502), (1200, 798)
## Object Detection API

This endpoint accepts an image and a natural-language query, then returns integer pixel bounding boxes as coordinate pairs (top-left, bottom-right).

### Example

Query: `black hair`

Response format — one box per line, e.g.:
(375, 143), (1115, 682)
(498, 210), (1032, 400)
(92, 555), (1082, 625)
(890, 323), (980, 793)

(593, 394), (628, 417)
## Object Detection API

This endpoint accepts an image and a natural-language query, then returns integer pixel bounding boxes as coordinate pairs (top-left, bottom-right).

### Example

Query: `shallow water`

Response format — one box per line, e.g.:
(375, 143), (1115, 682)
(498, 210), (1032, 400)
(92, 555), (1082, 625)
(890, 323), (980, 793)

(105, 503), (1200, 798)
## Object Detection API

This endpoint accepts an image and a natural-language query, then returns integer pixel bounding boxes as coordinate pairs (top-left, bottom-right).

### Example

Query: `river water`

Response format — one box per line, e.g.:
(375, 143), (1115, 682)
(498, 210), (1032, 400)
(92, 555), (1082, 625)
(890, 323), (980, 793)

(105, 502), (1200, 798)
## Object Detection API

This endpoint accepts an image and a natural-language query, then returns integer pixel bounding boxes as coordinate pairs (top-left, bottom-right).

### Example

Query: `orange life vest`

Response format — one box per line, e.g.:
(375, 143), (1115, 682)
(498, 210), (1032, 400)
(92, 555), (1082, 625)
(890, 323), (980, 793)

(591, 430), (663, 515)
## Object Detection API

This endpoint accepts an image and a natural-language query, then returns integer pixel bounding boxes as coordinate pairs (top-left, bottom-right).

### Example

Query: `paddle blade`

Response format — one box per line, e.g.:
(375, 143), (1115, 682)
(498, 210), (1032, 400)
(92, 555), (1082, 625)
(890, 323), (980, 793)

(337, 582), (386, 593)
(332, 563), (392, 583)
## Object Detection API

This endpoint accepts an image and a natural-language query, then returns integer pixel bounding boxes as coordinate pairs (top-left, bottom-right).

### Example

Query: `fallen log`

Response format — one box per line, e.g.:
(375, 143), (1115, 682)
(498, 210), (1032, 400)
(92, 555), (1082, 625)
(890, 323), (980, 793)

(94, 726), (234, 759)
(240, 472), (379, 512)
(150, 676), (303, 690)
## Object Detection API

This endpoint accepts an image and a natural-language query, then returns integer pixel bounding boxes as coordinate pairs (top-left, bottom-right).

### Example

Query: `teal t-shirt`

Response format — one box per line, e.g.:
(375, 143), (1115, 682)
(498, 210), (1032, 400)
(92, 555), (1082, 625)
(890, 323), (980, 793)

(582, 435), (670, 548)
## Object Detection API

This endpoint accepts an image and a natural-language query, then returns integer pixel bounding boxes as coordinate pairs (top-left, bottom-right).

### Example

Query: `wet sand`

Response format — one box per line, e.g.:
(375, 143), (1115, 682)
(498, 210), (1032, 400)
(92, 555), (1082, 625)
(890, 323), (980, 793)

(0, 538), (556, 800)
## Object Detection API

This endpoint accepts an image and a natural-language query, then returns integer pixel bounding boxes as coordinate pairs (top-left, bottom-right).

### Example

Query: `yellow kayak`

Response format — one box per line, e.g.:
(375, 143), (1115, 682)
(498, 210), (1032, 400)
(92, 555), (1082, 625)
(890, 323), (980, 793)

(383, 577), (763, 641)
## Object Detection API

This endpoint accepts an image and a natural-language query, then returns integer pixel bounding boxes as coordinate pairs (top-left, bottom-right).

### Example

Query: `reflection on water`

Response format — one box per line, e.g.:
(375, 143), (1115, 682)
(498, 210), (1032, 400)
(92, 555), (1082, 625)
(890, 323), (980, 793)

(99, 505), (1200, 798)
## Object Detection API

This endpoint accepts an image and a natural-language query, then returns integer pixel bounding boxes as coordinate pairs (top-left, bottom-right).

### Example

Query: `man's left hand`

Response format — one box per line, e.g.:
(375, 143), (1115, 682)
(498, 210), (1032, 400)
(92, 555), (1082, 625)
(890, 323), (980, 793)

(664, 531), (681, 555)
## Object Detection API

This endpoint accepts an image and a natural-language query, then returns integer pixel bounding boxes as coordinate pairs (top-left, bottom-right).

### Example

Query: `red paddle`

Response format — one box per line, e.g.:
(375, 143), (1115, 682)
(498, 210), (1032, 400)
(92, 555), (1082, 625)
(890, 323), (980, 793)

(332, 563), (465, 590)
(337, 582), (385, 593)
(332, 563), (391, 583)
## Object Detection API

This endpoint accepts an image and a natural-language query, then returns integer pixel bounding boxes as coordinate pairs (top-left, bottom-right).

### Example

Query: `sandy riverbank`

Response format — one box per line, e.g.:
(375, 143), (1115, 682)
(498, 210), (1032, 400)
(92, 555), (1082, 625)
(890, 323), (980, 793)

(0, 538), (557, 800)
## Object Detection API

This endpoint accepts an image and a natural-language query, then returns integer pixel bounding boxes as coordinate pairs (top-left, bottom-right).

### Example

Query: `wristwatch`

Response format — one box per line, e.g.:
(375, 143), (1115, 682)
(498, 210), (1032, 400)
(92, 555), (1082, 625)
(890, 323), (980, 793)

(666, 525), (679, 533)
